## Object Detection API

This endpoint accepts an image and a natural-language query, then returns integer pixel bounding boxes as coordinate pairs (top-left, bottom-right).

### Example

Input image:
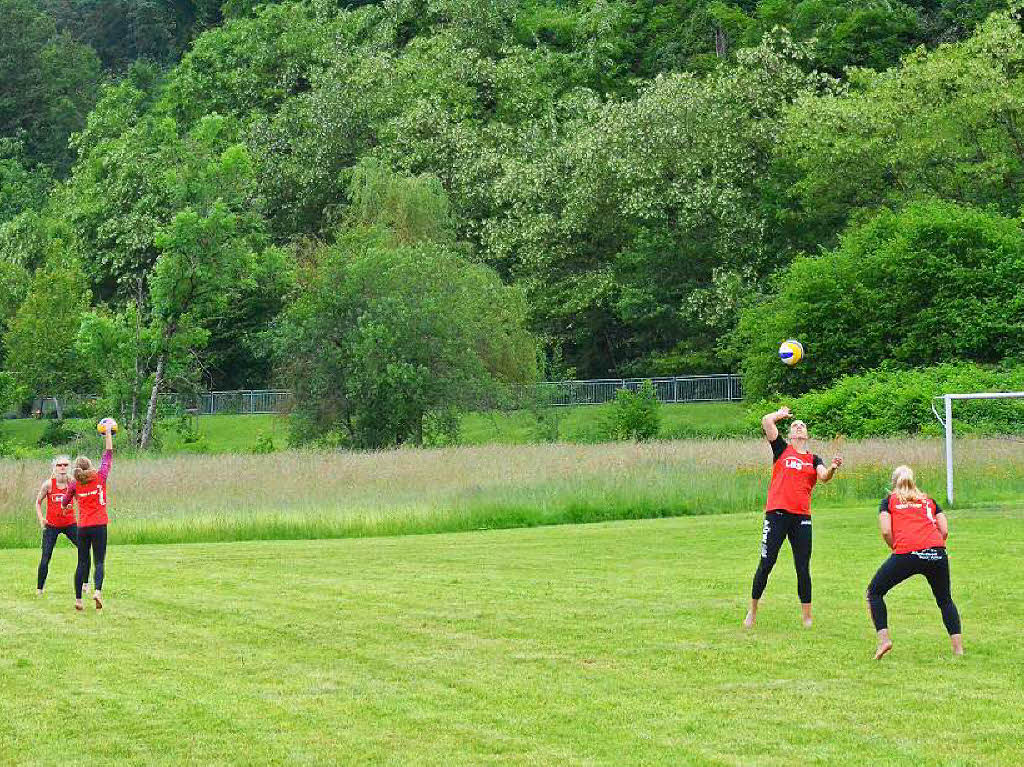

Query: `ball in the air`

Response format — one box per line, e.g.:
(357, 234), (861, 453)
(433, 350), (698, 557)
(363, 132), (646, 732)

(97, 418), (118, 435)
(778, 339), (804, 366)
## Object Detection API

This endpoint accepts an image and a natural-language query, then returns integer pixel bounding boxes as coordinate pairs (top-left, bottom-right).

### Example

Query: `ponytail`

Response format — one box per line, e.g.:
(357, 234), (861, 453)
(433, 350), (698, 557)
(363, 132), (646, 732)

(891, 464), (927, 504)
(74, 456), (98, 485)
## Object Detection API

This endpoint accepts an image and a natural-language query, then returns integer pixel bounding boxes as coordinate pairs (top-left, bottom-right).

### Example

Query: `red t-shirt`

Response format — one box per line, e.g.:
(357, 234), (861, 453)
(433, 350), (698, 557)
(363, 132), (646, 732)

(764, 437), (823, 516)
(63, 449), (112, 528)
(45, 478), (75, 527)
(880, 494), (945, 554)
(71, 477), (108, 527)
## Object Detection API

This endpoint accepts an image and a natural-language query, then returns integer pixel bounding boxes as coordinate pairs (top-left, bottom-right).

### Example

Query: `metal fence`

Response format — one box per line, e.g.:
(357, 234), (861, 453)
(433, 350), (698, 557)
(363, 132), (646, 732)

(18, 375), (741, 418)
(163, 390), (293, 415)
(527, 375), (742, 407)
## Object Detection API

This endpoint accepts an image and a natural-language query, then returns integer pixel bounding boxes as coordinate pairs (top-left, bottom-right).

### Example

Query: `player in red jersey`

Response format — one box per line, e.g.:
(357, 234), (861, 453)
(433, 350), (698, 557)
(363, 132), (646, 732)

(34, 454), (88, 595)
(744, 406), (842, 628)
(62, 427), (113, 611)
(866, 465), (963, 659)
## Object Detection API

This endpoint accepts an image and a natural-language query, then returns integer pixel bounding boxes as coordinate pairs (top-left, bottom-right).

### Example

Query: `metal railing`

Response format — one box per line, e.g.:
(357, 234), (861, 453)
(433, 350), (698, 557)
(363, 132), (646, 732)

(527, 375), (742, 407)
(17, 375), (742, 418)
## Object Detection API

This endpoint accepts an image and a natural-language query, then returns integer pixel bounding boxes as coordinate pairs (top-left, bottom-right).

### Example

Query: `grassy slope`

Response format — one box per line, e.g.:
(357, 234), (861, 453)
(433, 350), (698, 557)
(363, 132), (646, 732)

(2, 403), (748, 457)
(2, 506), (1021, 765)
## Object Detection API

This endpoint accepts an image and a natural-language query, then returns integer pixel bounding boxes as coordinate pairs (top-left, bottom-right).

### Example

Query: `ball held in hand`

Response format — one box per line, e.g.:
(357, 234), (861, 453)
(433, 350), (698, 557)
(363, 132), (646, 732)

(97, 417), (118, 435)
(778, 339), (804, 366)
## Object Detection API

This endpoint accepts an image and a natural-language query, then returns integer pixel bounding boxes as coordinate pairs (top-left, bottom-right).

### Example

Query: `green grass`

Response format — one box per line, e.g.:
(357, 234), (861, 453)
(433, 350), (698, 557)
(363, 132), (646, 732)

(460, 402), (749, 444)
(3, 507), (1022, 764)
(2, 403), (748, 457)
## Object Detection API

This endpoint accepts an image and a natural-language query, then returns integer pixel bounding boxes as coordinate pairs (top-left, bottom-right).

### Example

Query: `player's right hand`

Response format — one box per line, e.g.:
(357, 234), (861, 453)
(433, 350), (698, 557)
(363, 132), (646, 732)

(777, 406), (792, 419)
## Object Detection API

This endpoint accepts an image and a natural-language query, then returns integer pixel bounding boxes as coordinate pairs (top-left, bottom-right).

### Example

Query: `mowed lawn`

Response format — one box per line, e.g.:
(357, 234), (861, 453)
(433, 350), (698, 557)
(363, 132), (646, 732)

(1, 506), (1022, 766)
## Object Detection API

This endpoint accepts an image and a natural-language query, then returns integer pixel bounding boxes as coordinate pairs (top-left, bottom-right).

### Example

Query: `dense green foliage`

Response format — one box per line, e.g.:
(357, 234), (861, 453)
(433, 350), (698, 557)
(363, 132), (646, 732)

(2, 0), (1024, 443)
(751, 363), (1024, 438)
(736, 201), (1024, 399)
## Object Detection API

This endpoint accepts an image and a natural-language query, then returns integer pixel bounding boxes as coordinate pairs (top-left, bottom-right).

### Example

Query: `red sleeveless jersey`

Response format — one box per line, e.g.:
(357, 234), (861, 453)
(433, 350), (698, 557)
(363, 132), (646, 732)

(75, 477), (109, 527)
(46, 478), (75, 527)
(884, 494), (944, 554)
(765, 439), (821, 516)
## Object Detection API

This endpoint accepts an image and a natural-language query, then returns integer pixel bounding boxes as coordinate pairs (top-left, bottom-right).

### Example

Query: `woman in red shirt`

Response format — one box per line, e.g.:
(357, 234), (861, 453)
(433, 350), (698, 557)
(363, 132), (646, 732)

(744, 406), (842, 628)
(62, 428), (113, 611)
(33, 454), (88, 595)
(867, 465), (963, 659)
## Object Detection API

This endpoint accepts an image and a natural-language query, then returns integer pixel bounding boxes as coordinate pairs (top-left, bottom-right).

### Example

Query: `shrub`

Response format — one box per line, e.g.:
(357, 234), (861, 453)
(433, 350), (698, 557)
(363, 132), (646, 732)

(37, 419), (79, 447)
(422, 408), (461, 448)
(605, 380), (661, 441)
(747, 363), (1024, 438)
(250, 431), (276, 454)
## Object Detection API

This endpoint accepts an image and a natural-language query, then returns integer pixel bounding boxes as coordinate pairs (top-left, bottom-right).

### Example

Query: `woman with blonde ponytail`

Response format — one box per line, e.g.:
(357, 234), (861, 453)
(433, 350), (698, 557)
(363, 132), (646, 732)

(866, 465), (963, 659)
(62, 426), (114, 610)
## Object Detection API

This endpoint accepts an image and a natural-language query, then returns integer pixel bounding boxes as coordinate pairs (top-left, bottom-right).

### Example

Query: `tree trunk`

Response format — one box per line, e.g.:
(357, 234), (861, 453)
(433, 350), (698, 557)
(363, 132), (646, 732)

(715, 26), (727, 59)
(139, 352), (166, 450)
(130, 277), (145, 434)
(54, 396), (63, 421)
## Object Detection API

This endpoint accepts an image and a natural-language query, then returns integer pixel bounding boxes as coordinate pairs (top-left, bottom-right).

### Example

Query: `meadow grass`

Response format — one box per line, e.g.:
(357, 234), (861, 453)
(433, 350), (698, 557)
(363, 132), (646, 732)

(2, 506), (1022, 765)
(2, 437), (1021, 549)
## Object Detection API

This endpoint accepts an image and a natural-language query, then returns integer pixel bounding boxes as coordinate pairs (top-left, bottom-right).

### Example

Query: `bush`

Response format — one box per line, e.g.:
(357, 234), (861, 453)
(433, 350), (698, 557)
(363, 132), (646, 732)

(734, 201), (1024, 400)
(37, 419), (79, 447)
(747, 363), (1024, 438)
(604, 380), (661, 441)
(250, 431), (276, 454)
(422, 408), (461, 448)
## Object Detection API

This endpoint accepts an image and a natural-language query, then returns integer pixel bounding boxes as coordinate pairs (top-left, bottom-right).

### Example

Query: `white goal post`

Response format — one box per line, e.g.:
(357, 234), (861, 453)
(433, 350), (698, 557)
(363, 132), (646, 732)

(931, 392), (1024, 506)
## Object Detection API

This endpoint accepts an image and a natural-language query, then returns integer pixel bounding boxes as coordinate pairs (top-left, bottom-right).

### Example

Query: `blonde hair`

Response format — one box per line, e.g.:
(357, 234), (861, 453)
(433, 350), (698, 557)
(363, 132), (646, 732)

(74, 456), (98, 485)
(891, 465), (927, 503)
(51, 455), (71, 480)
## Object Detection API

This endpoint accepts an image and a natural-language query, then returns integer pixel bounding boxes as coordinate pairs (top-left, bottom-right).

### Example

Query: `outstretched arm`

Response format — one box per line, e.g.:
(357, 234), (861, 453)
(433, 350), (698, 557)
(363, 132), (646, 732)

(762, 406), (791, 442)
(98, 429), (113, 481)
(816, 455), (843, 483)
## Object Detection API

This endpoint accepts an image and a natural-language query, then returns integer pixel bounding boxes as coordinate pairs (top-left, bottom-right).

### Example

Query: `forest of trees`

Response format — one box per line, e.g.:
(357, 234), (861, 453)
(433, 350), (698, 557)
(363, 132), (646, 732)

(2, 0), (1023, 446)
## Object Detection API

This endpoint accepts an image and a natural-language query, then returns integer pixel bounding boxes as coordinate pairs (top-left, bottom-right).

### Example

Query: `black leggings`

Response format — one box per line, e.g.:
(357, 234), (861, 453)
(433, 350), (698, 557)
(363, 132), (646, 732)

(867, 548), (961, 635)
(75, 525), (108, 599)
(38, 524), (80, 590)
(751, 511), (813, 603)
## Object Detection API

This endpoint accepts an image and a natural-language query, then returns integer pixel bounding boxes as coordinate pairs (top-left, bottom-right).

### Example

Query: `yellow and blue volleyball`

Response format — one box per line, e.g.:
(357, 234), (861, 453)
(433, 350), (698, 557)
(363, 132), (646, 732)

(778, 339), (804, 366)
(97, 418), (118, 435)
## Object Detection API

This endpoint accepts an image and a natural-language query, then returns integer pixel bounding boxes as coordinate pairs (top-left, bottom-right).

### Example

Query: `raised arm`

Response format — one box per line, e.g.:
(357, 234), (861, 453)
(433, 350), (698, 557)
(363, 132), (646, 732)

(98, 429), (113, 481)
(35, 480), (49, 529)
(762, 406), (791, 442)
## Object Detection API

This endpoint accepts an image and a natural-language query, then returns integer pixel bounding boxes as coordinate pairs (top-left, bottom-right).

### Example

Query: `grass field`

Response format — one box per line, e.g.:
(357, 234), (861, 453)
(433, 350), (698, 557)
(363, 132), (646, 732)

(3, 506), (1022, 765)
(0, 403), (749, 458)
(2, 438), (1022, 549)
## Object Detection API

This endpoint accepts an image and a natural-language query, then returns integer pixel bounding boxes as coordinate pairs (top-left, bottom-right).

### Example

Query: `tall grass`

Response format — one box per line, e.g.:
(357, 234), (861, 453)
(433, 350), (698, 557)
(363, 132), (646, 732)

(1, 437), (1021, 548)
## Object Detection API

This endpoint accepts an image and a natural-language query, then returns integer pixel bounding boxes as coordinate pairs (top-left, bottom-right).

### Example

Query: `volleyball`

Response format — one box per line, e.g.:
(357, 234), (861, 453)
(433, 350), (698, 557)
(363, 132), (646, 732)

(778, 339), (804, 366)
(97, 418), (118, 435)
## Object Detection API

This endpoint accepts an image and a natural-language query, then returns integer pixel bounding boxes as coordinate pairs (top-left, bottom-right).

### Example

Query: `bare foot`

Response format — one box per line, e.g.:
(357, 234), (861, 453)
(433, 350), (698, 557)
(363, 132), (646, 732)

(743, 611), (756, 628)
(951, 634), (964, 657)
(94, 592), (103, 610)
(803, 617), (813, 628)
(874, 641), (893, 660)
(74, 600), (84, 611)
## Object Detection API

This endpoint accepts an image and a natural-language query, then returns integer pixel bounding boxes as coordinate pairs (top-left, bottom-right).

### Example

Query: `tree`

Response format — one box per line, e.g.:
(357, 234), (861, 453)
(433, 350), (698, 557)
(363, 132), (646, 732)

(4, 256), (92, 418)
(0, 0), (101, 174)
(733, 200), (1024, 399)
(779, 11), (1024, 251)
(275, 165), (536, 448)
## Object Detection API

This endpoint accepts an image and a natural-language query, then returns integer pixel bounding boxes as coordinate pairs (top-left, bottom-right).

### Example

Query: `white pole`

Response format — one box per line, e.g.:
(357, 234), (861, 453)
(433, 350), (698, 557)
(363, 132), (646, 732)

(944, 395), (954, 506)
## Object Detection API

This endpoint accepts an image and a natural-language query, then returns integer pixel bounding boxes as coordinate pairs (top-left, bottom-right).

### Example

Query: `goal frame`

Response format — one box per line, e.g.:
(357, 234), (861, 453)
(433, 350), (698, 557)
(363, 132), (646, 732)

(931, 392), (1024, 506)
